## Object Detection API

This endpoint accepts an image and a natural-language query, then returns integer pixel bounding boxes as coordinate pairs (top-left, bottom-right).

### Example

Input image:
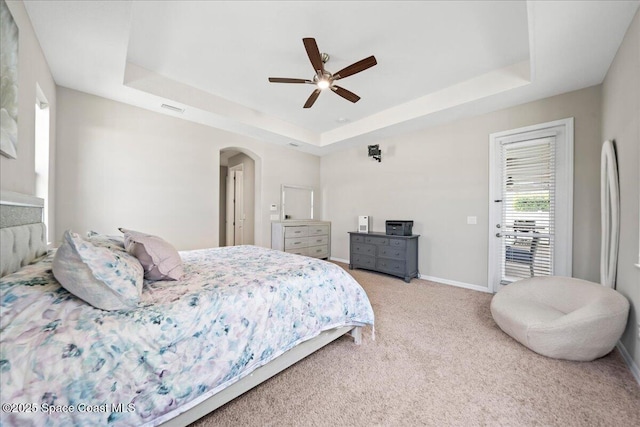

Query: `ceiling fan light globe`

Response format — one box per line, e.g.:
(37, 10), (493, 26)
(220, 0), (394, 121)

(317, 79), (330, 90)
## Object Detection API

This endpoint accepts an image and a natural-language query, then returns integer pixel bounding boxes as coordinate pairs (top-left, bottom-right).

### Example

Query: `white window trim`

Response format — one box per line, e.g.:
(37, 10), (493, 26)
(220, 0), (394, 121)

(488, 118), (574, 293)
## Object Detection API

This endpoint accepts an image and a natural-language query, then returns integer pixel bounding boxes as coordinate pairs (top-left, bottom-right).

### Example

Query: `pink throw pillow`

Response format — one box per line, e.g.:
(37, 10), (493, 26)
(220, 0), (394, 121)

(119, 228), (183, 281)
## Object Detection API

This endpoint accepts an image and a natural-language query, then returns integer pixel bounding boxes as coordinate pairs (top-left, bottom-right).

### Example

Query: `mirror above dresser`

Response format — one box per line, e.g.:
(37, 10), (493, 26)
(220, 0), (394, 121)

(281, 185), (314, 221)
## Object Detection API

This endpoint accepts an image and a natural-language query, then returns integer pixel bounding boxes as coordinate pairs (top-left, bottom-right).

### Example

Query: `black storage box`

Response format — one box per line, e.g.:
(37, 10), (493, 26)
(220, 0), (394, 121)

(386, 220), (414, 236)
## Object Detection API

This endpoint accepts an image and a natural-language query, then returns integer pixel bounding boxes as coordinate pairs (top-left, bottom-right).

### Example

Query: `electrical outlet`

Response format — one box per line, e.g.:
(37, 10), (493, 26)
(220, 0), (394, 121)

(467, 216), (477, 225)
(270, 214), (280, 221)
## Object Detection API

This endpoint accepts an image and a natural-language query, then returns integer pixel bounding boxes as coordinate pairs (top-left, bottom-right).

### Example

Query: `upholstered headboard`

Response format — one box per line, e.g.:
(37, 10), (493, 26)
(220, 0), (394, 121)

(0, 191), (48, 277)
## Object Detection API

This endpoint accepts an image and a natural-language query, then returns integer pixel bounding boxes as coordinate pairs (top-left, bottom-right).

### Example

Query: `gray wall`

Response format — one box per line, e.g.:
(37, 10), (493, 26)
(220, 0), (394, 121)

(0, 1), (56, 238)
(321, 85), (602, 287)
(55, 87), (321, 250)
(601, 8), (640, 367)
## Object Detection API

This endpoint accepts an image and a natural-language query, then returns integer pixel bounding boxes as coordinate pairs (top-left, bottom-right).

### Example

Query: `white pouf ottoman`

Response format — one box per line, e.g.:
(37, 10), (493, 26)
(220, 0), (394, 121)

(490, 276), (629, 361)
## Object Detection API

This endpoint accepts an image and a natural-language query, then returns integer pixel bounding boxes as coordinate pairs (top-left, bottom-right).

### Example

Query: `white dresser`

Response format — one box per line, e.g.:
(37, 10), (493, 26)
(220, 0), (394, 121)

(271, 221), (331, 259)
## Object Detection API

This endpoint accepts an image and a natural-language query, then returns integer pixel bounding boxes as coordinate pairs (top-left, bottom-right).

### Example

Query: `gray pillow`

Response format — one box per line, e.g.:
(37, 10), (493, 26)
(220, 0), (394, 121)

(52, 230), (144, 311)
(119, 228), (184, 281)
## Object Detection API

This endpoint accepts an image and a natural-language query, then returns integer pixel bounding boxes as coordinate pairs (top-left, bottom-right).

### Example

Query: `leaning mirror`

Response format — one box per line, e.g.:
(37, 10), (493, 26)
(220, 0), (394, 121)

(281, 185), (314, 221)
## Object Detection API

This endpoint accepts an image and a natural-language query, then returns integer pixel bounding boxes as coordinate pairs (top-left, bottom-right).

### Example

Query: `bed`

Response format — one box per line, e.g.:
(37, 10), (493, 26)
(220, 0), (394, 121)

(0, 191), (374, 426)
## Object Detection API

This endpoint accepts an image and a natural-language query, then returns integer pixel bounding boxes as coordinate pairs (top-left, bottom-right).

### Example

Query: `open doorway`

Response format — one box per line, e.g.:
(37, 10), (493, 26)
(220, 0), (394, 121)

(220, 149), (256, 247)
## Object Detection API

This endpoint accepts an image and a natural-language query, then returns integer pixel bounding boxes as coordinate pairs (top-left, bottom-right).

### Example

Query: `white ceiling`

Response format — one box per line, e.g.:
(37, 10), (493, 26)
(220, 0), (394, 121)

(24, 1), (639, 155)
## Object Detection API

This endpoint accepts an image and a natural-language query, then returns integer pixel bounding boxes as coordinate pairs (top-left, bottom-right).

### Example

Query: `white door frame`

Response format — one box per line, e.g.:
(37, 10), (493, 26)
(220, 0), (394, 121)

(488, 118), (574, 293)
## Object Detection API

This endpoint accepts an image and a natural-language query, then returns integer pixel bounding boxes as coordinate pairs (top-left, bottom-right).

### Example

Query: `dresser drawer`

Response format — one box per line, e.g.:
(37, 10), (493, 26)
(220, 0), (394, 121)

(351, 234), (365, 243)
(389, 238), (407, 249)
(285, 237), (308, 249)
(285, 226), (308, 238)
(376, 258), (406, 274)
(364, 236), (389, 246)
(308, 225), (329, 236)
(352, 254), (375, 269)
(351, 243), (375, 256)
(378, 245), (405, 260)
(307, 244), (329, 258)
(285, 248), (308, 256)
(308, 235), (329, 246)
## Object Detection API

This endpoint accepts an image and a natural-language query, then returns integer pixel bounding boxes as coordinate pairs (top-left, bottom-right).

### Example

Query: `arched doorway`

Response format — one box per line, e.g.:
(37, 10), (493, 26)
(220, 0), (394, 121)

(219, 147), (260, 247)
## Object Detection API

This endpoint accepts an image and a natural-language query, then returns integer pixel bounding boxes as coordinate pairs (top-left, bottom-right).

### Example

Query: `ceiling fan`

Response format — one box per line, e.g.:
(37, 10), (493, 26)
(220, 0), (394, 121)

(268, 38), (377, 109)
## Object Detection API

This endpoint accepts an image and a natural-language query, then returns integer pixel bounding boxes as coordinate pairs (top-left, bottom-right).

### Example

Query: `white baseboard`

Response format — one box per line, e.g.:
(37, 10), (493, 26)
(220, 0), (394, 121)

(331, 258), (491, 294)
(419, 274), (492, 294)
(616, 341), (640, 386)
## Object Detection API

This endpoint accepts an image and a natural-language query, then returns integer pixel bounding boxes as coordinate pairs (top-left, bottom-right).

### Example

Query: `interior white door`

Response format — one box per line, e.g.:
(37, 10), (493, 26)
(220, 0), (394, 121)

(225, 173), (234, 247)
(488, 119), (573, 293)
(225, 168), (245, 246)
(234, 170), (244, 245)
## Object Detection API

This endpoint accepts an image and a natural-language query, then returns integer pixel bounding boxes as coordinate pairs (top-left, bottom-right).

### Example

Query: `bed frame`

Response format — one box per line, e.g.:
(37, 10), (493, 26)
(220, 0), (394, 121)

(0, 191), (362, 426)
(163, 325), (361, 426)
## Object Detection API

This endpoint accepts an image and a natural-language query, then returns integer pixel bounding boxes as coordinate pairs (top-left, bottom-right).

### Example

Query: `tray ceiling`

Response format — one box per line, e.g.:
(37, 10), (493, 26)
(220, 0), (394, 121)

(24, 1), (639, 154)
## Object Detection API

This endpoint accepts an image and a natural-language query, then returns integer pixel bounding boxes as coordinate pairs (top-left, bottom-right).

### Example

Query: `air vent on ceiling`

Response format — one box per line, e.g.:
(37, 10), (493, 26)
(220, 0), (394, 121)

(161, 103), (185, 114)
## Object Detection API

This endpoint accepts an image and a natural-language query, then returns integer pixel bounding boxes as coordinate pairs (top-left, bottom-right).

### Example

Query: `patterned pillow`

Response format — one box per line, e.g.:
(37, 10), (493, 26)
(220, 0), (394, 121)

(119, 228), (184, 281)
(86, 231), (126, 251)
(52, 230), (144, 311)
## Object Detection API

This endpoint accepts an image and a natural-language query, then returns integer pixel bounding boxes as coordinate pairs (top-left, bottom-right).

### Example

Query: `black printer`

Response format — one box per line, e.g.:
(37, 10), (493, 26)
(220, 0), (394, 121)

(385, 220), (414, 236)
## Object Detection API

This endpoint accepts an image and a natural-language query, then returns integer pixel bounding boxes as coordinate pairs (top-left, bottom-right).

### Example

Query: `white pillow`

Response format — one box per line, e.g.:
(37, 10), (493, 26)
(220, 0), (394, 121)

(86, 230), (126, 251)
(119, 228), (184, 281)
(52, 230), (144, 311)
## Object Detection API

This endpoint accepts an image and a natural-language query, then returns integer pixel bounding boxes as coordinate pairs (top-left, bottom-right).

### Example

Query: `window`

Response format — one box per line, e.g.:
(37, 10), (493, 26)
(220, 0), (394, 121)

(35, 86), (50, 243)
(500, 136), (555, 282)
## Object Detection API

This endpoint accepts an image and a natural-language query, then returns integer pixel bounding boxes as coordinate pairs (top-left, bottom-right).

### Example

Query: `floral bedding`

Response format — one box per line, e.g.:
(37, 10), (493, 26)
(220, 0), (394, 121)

(0, 245), (374, 426)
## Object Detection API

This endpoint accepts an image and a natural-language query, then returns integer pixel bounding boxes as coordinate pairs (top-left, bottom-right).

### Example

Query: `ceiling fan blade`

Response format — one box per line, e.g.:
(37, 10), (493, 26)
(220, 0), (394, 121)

(333, 56), (377, 80)
(268, 77), (312, 84)
(304, 89), (322, 109)
(331, 86), (361, 103)
(303, 38), (324, 74)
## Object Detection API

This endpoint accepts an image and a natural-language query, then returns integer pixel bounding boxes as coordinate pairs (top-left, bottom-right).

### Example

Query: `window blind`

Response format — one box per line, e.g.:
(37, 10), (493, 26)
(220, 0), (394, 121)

(500, 137), (555, 284)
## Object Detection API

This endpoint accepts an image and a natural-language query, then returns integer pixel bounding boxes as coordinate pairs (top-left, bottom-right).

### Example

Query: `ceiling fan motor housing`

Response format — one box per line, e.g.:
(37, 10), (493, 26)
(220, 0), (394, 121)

(313, 71), (333, 84)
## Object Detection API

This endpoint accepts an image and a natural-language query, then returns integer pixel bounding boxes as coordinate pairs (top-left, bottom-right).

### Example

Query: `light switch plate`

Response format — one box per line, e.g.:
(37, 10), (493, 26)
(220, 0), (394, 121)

(467, 216), (477, 225)
(270, 204), (278, 211)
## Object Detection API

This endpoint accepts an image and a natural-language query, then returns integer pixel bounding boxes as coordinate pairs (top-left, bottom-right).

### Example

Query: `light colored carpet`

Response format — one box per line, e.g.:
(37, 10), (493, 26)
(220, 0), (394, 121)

(192, 263), (640, 426)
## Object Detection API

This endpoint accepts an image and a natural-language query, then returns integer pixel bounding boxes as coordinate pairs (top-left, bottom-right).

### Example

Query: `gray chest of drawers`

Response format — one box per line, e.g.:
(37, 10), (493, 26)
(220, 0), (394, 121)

(349, 232), (419, 283)
(272, 221), (331, 259)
